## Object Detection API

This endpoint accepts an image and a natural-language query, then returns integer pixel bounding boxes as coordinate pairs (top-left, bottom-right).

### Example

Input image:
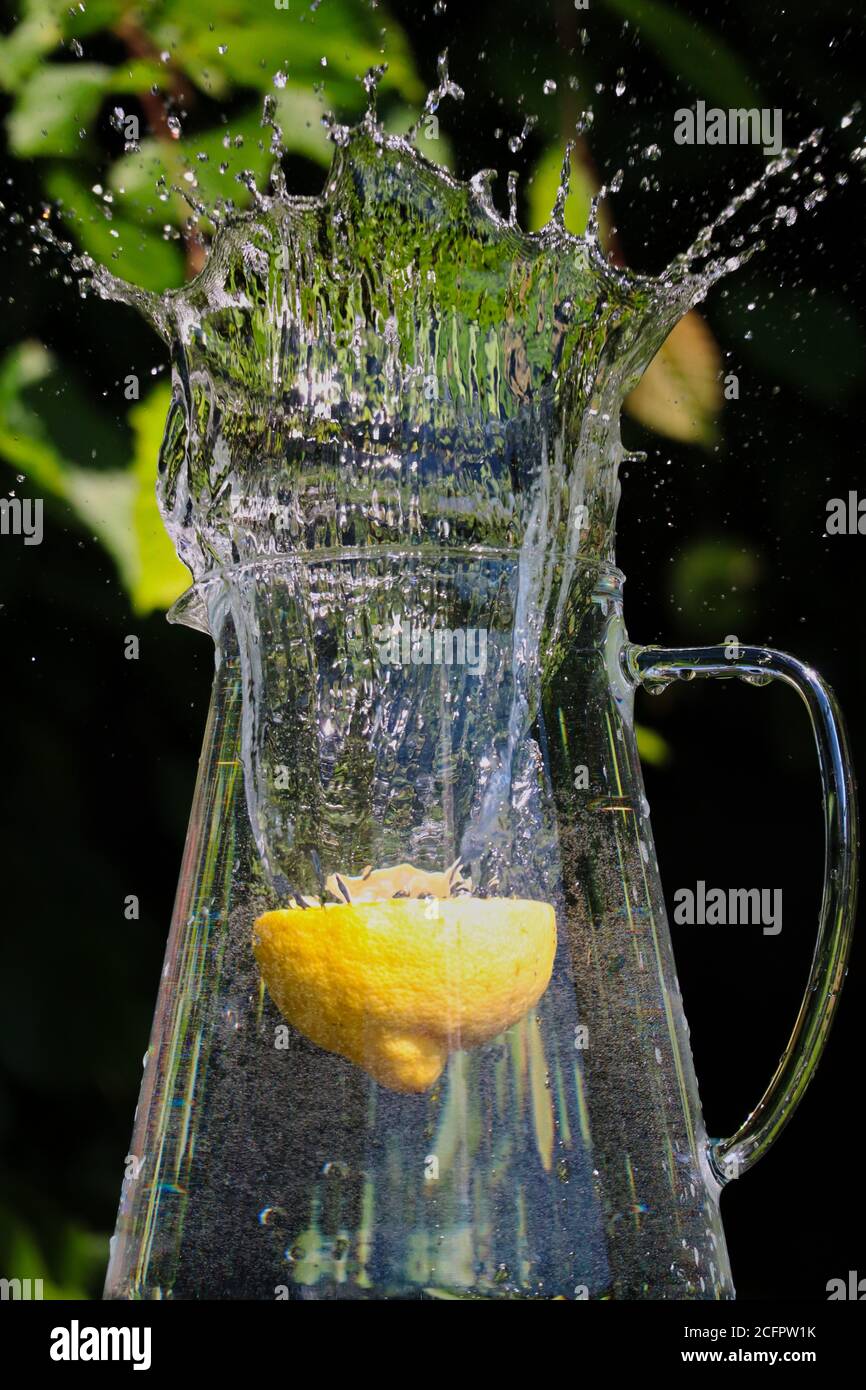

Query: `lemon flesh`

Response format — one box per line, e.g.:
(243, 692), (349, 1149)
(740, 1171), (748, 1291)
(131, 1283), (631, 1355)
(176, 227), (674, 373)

(253, 898), (557, 1093)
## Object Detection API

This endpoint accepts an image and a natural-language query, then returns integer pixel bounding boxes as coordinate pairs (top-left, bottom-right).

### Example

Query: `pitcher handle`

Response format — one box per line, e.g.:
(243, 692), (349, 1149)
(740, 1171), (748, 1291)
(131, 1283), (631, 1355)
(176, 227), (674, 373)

(623, 642), (858, 1182)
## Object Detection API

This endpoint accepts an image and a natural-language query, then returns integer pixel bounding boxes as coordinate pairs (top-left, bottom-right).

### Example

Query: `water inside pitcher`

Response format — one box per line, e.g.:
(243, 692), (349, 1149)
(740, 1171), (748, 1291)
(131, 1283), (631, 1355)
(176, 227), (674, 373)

(102, 122), (856, 1300)
(109, 552), (731, 1299)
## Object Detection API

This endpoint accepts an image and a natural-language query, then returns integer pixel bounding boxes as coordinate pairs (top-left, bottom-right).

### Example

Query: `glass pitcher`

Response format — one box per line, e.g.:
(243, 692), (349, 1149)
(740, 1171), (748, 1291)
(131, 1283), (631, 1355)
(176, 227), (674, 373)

(101, 126), (858, 1300)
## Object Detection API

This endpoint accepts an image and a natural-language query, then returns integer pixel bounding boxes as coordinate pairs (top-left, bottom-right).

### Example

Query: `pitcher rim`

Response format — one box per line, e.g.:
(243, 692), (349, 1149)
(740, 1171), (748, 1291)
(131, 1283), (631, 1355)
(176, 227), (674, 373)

(166, 546), (626, 633)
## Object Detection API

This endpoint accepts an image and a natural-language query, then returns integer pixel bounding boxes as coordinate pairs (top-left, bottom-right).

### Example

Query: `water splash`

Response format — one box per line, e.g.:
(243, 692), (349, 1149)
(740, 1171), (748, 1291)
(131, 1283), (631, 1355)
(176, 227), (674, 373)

(19, 70), (863, 895)
(84, 102), (855, 579)
(407, 49), (464, 143)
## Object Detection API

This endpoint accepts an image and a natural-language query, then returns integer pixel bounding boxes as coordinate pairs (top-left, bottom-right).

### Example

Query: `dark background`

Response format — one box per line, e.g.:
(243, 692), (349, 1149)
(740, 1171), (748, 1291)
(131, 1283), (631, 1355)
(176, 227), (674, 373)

(0, 0), (863, 1299)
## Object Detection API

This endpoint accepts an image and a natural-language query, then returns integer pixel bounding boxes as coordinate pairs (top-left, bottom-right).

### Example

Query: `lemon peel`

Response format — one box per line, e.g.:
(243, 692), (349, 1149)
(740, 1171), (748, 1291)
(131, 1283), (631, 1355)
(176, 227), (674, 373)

(325, 859), (471, 904)
(253, 895), (557, 1093)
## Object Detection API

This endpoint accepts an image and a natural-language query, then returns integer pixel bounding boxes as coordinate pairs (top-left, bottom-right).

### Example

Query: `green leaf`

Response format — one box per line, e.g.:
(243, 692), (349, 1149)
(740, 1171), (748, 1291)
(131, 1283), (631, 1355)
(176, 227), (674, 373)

(109, 112), (273, 230)
(602, 0), (759, 109)
(0, 1208), (47, 1283)
(153, 0), (422, 105)
(0, 341), (134, 584)
(62, 0), (131, 39)
(129, 383), (190, 614)
(0, 343), (187, 614)
(672, 541), (761, 631)
(0, 1206), (105, 1299)
(53, 1223), (108, 1297)
(0, 0), (64, 92)
(65, 465), (140, 584)
(0, 341), (69, 492)
(7, 61), (114, 156)
(109, 90), (334, 231)
(47, 166), (185, 292)
(625, 310), (722, 446)
(6, 57), (164, 156)
(635, 722), (671, 768)
(271, 85), (338, 166)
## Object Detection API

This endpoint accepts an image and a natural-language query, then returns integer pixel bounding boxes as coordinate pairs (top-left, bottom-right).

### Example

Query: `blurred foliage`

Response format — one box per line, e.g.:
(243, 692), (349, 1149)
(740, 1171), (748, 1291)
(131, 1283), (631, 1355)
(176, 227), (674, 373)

(527, 138), (722, 443)
(0, 341), (186, 609)
(626, 313), (721, 445)
(0, 0), (426, 610)
(0, 0), (739, 618)
(0, 0), (422, 287)
(671, 539), (761, 632)
(1, 0), (865, 1300)
(603, 0), (758, 108)
(716, 280), (866, 407)
(10, 0), (860, 612)
(635, 720), (672, 767)
(0, 1207), (106, 1299)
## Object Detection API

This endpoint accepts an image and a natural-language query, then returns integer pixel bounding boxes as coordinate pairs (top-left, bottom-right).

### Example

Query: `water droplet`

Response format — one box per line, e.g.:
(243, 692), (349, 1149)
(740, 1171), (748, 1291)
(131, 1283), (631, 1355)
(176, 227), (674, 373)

(508, 114), (537, 155)
(543, 79), (557, 96)
(363, 64), (387, 100)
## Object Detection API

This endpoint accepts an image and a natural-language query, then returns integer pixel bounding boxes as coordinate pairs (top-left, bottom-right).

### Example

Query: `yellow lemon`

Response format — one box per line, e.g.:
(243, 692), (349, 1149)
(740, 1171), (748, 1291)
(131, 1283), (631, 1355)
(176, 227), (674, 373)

(253, 898), (557, 1093)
